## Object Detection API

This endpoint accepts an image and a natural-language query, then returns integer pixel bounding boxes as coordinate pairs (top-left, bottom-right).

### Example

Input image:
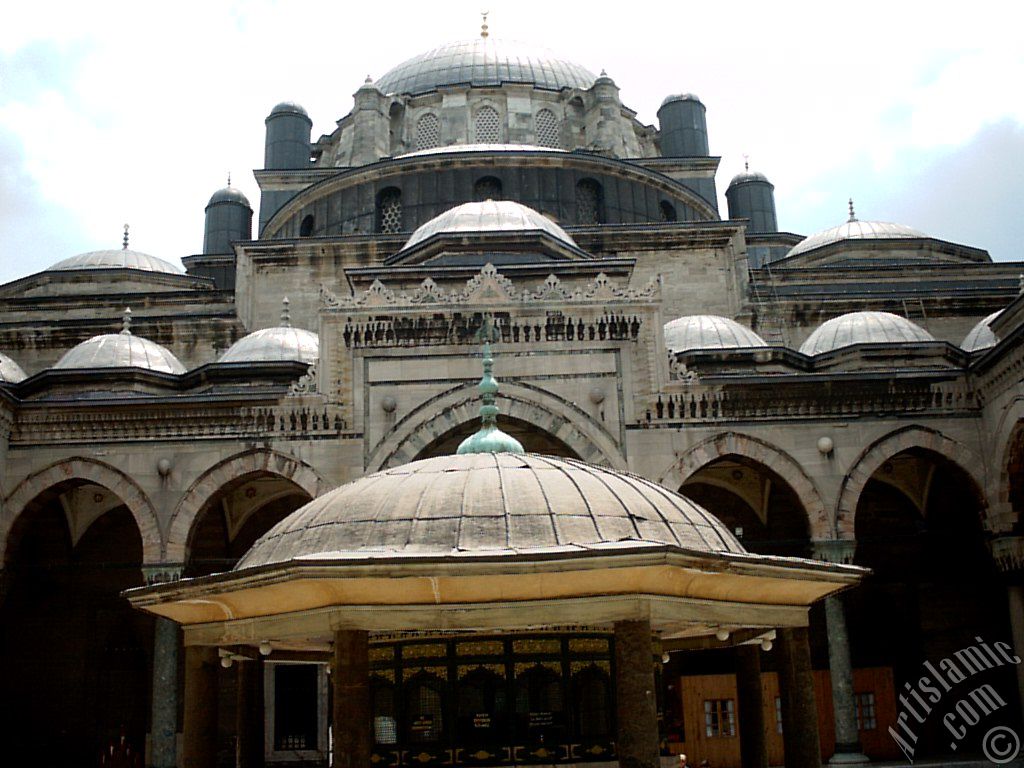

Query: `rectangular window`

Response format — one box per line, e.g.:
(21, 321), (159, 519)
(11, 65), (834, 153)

(774, 696), (783, 734)
(703, 698), (736, 738)
(855, 692), (877, 731)
(274, 664), (319, 750)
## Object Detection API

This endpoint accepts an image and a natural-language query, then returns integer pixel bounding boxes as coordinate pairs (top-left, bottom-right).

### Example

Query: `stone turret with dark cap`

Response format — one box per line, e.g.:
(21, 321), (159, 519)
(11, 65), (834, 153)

(658, 93), (709, 157)
(726, 160), (778, 233)
(457, 318), (524, 455)
(203, 176), (253, 255)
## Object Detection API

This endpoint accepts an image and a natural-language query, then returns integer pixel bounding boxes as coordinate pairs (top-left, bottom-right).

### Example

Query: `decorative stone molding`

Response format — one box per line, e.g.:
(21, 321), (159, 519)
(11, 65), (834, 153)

(321, 264), (660, 310)
(143, 563), (184, 585)
(165, 448), (328, 563)
(990, 536), (1024, 575)
(288, 363), (317, 395)
(811, 539), (857, 565)
(1, 457), (162, 565)
(835, 425), (986, 540)
(661, 431), (831, 541)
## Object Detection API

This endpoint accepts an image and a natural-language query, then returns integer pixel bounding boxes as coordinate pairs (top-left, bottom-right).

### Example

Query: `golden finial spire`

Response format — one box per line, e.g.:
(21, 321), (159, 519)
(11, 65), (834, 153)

(280, 296), (291, 327)
(848, 198), (857, 222)
(743, 153), (750, 172)
(227, 172), (231, 187)
(480, 10), (489, 38)
(123, 223), (129, 250)
(121, 307), (133, 335)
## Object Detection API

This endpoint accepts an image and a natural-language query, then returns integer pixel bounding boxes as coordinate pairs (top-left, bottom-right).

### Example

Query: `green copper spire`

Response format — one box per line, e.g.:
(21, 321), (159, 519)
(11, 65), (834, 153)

(457, 318), (524, 455)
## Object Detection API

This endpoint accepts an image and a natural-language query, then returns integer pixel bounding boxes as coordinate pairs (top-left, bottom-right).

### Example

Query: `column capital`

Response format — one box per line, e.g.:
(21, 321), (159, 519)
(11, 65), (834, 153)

(144, 563), (184, 586)
(812, 539), (856, 565)
(989, 535), (1024, 576)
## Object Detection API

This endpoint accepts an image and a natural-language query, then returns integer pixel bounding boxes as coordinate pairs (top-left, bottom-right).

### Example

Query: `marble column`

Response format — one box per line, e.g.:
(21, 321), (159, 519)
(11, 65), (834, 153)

(735, 645), (767, 768)
(149, 617), (180, 768)
(814, 541), (868, 764)
(182, 646), (219, 768)
(614, 619), (661, 768)
(777, 627), (821, 768)
(236, 657), (264, 768)
(333, 630), (371, 768)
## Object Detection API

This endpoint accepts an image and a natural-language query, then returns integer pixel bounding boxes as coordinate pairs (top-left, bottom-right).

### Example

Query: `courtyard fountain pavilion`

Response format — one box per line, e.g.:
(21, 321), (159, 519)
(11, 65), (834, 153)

(128, 347), (863, 768)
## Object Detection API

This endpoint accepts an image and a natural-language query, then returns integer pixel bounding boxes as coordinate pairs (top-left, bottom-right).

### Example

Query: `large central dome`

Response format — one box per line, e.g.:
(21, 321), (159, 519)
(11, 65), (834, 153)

(376, 38), (597, 96)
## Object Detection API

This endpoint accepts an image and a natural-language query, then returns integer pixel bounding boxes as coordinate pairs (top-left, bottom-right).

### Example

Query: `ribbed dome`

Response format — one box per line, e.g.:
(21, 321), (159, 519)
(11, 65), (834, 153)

(961, 311), (1002, 352)
(48, 249), (183, 274)
(376, 38), (597, 96)
(799, 311), (934, 355)
(402, 200), (576, 251)
(664, 315), (768, 353)
(269, 101), (309, 118)
(397, 143), (565, 158)
(207, 185), (251, 208)
(787, 219), (927, 258)
(0, 351), (27, 383)
(55, 331), (186, 374)
(660, 93), (702, 107)
(236, 452), (745, 569)
(219, 327), (319, 364)
(727, 170), (771, 188)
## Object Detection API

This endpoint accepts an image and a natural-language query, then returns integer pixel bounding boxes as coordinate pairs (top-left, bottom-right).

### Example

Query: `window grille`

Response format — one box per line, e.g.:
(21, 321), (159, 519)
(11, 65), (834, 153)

(377, 188), (402, 233)
(415, 113), (440, 150)
(576, 179), (602, 224)
(855, 692), (877, 731)
(475, 106), (501, 143)
(535, 109), (561, 148)
(703, 698), (736, 738)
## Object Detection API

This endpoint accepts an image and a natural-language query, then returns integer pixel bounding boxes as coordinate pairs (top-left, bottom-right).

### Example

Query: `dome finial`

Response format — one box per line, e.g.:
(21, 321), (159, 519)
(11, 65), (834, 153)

(227, 171), (231, 187)
(280, 296), (291, 328)
(848, 198), (857, 222)
(457, 314), (525, 455)
(121, 307), (133, 335)
(123, 223), (129, 250)
(480, 10), (489, 38)
(743, 153), (750, 172)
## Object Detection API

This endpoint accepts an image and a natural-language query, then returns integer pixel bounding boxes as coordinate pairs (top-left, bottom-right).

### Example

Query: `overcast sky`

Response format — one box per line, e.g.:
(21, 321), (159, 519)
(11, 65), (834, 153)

(1, 0), (1021, 284)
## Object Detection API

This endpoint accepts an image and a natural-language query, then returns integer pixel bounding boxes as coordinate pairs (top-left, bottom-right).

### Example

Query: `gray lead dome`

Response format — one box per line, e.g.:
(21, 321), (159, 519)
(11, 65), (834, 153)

(376, 38), (597, 96)
(402, 200), (577, 251)
(0, 351), (27, 383)
(800, 311), (934, 355)
(787, 219), (927, 258)
(664, 315), (768, 353)
(48, 249), (183, 275)
(236, 452), (745, 569)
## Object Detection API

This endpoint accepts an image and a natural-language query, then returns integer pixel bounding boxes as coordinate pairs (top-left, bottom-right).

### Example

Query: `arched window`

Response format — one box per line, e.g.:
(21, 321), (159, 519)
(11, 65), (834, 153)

(473, 176), (502, 201)
(514, 664), (565, 746)
(474, 106), (501, 143)
(660, 200), (677, 222)
(372, 684), (398, 745)
(535, 109), (561, 149)
(415, 113), (440, 151)
(575, 179), (604, 224)
(573, 666), (612, 739)
(376, 187), (403, 233)
(456, 668), (507, 746)
(405, 673), (446, 743)
(299, 214), (315, 237)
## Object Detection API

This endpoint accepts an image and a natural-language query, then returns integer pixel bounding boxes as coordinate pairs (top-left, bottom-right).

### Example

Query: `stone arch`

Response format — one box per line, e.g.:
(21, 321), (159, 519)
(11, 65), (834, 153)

(367, 382), (625, 472)
(836, 425), (985, 540)
(1, 457), (161, 565)
(659, 431), (830, 540)
(165, 449), (327, 563)
(989, 396), (1024, 531)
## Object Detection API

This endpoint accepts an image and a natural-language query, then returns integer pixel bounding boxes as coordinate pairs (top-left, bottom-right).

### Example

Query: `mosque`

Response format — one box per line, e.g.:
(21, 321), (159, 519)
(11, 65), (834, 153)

(1, 22), (1023, 768)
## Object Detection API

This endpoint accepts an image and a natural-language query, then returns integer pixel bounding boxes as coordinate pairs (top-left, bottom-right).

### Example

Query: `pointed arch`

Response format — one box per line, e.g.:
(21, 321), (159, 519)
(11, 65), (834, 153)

(658, 431), (830, 540)
(366, 382), (625, 473)
(836, 425), (985, 540)
(1, 457), (161, 565)
(165, 449), (327, 563)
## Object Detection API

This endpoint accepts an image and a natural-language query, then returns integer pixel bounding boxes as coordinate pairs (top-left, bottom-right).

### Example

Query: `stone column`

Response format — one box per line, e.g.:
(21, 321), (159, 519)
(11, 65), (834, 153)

(150, 617), (181, 768)
(236, 657), (264, 768)
(182, 646), (219, 768)
(814, 541), (868, 764)
(735, 645), (767, 768)
(614, 619), (661, 768)
(991, 536), (1024, 717)
(333, 630), (371, 768)
(777, 627), (821, 768)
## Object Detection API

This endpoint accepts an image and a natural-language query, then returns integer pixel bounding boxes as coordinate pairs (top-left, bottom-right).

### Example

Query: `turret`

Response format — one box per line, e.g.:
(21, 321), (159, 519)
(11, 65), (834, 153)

(657, 93), (709, 157)
(203, 184), (253, 254)
(350, 77), (390, 167)
(726, 168), (778, 233)
(260, 102), (312, 233)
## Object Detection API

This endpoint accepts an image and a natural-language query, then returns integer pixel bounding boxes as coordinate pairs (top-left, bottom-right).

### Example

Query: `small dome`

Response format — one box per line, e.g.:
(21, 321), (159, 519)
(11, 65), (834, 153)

(48, 249), (183, 274)
(396, 143), (566, 159)
(376, 38), (597, 96)
(268, 101), (309, 119)
(787, 219), (927, 258)
(728, 170), (771, 188)
(402, 200), (576, 252)
(961, 311), (1002, 352)
(0, 351), (27, 383)
(236, 452), (745, 569)
(219, 327), (319, 364)
(799, 311), (934, 355)
(55, 330), (186, 374)
(664, 315), (768, 353)
(207, 185), (251, 208)
(660, 93), (702, 108)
